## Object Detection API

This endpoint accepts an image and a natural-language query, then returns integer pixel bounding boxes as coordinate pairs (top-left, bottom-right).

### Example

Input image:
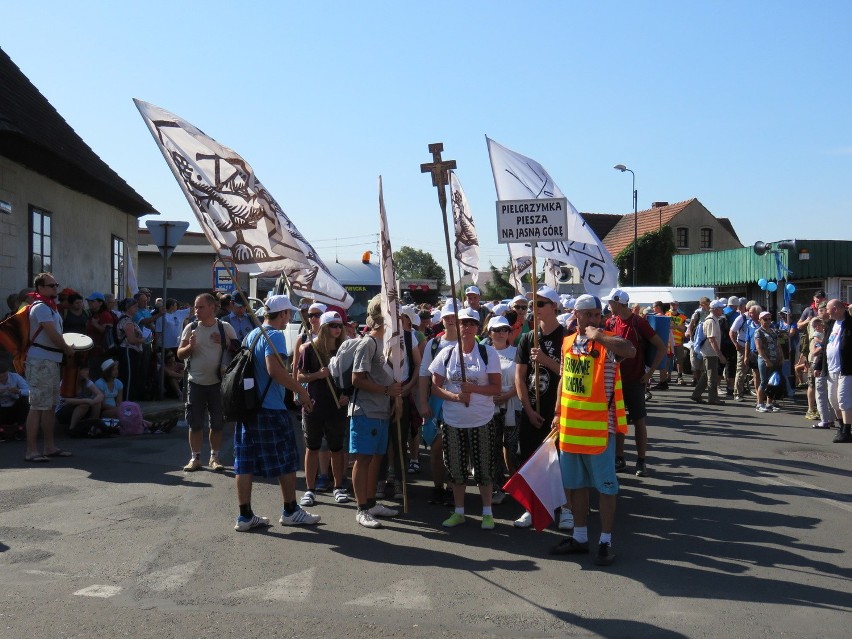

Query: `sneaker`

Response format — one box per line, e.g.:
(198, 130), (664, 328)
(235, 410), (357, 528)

(594, 541), (616, 566)
(756, 404), (769, 413)
(635, 460), (648, 477)
(804, 410), (820, 420)
(651, 382), (669, 390)
(299, 490), (316, 507)
(234, 514), (270, 532)
(734, 395), (744, 402)
(428, 486), (445, 505)
(549, 536), (589, 555)
(356, 510), (382, 529)
(333, 487), (350, 503)
(676, 377), (685, 386)
(183, 457), (201, 472)
(644, 391), (653, 401)
(392, 481), (403, 500)
(407, 460), (420, 474)
(442, 512), (466, 528)
(279, 507), (321, 526)
(768, 404), (781, 412)
(208, 456), (225, 472)
(614, 457), (627, 473)
(558, 508), (574, 530)
(315, 474), (331, 492)
(491, 488), (508, 505)
(813, 422), (833, 429)
(368, 503), (398, 518)
(481, 514), (495, 530)
(513, 511), (533, 528)
(833, 425), (852, 443)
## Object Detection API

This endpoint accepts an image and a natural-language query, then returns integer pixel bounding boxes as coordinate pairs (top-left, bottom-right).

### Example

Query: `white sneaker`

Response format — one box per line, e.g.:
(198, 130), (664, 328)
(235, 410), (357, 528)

(368, 503), (399, 518)
(333, 487), (350, 503)
(756, 404), (769, 413)
(356, 510), (382, 529)
(234, 514), (270, 532)
(514, 511), (533, 528)
(299, 490), (316, 507)
(279, 507), (321, 526)
(558, 508), (574, 530)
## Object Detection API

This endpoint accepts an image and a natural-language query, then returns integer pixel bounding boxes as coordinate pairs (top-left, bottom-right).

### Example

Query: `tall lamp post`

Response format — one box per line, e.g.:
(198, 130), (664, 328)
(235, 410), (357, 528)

(614, 164), (638, 286)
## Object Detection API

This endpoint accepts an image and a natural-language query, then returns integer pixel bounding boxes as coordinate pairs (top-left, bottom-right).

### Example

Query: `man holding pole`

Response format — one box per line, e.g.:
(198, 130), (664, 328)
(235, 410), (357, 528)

(514, 285), (567, 528)
(233, 295), (320, 531)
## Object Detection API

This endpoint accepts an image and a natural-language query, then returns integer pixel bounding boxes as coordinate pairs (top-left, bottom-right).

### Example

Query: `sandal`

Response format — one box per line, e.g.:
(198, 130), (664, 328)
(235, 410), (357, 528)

(25, 454), (50, 463)
(44, 449), (72, 457)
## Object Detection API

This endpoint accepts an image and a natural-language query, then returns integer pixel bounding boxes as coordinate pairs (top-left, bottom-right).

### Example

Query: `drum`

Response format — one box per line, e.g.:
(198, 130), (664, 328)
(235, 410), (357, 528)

(60, 333), (95, 398)
(63, 332), (94, 352)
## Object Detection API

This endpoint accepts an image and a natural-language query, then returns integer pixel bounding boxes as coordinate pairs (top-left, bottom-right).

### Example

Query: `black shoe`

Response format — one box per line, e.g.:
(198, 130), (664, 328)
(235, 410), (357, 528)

(549, 536), (589, 555)
(614, 457), (627, 473)
(635, 460), (647, 477)
(651, 382), (669, 391)
(428, 486), (445, 504)
(644, 391), (653, 401)
(833, 425), (852, 443)
(594, 541), (616, 566)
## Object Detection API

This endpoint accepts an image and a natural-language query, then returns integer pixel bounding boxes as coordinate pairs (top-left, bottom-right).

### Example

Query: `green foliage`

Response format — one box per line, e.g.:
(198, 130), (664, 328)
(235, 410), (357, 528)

(393, 246), (446, 290)
(615, 226), (676, 285)
(480, 262), (516, 300)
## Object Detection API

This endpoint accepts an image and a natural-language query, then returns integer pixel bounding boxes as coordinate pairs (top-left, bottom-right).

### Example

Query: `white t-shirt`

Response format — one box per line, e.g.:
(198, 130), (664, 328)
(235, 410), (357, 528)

(419, 336), (457, 377)
(155, 308), (192, 349)
(428, 342), (500, 429)
(826, 320), (843, 375)
(494, 344), (519, 425)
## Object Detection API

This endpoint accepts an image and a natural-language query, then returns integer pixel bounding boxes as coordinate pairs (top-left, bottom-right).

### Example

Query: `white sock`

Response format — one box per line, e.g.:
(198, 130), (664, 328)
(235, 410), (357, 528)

(573, 526), (588, 543)
(211, 450), (219, 459)
(600, 532), (612, 545)
(455, 507), (465, 515)
(191, 452), (200, 459)
(482, 506), (492, 516)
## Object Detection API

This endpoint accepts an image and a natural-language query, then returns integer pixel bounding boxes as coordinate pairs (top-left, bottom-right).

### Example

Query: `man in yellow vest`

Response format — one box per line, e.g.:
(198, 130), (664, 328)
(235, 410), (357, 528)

(549, 294), (636, 566)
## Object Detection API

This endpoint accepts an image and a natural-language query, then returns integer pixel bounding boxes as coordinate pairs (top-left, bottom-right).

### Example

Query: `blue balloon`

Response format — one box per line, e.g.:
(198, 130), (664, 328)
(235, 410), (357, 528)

(786, 283), (796, 294)
(767, 281), (778, 292)
(758, 278), (768, 289)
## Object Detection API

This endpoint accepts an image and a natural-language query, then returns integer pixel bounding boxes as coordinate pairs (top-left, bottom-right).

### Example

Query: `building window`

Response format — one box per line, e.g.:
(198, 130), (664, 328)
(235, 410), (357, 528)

(29, 206), (52, 280)
(700, 227), (713, 249)
(676, 227), (689, 249)
(112, 235), (126, 297)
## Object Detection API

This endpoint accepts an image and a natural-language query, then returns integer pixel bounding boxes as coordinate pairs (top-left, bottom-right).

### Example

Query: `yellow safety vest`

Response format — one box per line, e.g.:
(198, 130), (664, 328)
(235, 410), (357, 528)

(558, 332), (627, 455)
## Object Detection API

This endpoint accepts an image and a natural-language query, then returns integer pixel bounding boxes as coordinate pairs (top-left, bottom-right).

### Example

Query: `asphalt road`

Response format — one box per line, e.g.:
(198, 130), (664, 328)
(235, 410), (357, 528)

(1, 385), (850, 639)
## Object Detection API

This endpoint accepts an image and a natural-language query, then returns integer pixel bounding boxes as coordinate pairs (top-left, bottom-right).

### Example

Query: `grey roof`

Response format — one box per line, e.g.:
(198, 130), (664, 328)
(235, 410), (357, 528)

(0, 46), (157, 216)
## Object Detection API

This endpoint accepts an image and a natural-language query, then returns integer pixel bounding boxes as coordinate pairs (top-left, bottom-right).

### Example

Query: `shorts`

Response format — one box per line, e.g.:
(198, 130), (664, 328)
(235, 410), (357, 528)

(621, 381), (648, 421)
(302, 409), (347, 451)
(233, 408), (299, 479)
(421, 395), (443, 446)
(186, 381), (224, 431)
(674, 345), (686, 365)
(349, 414), (390, 456)
(25, 359), (60, 410)
(442, 420), (495, 486)
(559, 435), (619, 495)
(828, 373), (852, 412)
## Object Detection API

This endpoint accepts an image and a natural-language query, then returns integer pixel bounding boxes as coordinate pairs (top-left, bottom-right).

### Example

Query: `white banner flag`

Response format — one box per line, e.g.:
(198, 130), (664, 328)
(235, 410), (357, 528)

(134, 99), (352, 309)
(450, 172), (480, 285)
(506, 244), (528, 295)
(378, 177), (404, 384)
(486, 137), (618, 297)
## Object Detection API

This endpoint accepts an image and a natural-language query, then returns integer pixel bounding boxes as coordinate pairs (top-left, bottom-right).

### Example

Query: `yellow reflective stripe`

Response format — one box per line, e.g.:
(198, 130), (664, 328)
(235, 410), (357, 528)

(560, 418), (608, 432)
(560, 433), (608, 447)
(560, 398), (610, 411)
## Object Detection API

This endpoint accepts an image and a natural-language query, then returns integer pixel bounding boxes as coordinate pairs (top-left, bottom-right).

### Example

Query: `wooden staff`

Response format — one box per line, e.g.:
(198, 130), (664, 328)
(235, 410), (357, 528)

(530, 243), (540, 410)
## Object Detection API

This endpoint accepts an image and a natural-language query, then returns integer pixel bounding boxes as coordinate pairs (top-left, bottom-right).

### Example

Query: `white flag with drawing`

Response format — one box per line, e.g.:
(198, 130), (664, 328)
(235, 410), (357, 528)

(486, 137), (618, 297)
(134, 99), (352, 308)
(450, 171), (480, 285)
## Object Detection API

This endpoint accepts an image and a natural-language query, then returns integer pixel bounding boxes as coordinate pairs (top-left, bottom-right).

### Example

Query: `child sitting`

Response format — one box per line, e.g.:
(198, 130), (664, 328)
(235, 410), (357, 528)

(95, 358), (124, 419)
(56, 365), (104, 431)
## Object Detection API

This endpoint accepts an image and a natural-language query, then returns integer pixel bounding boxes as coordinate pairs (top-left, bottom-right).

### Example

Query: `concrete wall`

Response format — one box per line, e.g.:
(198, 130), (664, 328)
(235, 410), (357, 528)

(0, 156), (138, 297)
(670, 201), (742, 255)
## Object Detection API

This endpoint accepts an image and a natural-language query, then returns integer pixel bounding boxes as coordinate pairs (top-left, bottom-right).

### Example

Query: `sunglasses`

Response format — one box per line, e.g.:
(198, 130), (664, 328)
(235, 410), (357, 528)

(42, 283), (59, 288)
(307, 312), (322, 318)
(459, 319), (479, 327)
(491, 327), (511, 333)
(535, 300), (552, 308)
(513, 304), (528, 310)
(328, 323), (343, 329)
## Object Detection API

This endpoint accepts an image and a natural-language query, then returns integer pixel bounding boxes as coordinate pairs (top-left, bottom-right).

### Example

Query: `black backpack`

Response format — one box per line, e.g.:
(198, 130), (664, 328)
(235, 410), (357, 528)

(221, 328), (273, 422)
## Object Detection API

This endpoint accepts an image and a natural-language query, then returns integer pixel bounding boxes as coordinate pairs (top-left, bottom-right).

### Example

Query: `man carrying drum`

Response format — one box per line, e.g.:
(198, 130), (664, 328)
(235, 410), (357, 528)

(24, 272), (75, 462)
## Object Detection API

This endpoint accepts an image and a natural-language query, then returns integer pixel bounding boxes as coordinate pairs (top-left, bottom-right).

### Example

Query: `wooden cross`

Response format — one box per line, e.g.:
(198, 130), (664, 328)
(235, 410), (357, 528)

(420, 143), (456, 204)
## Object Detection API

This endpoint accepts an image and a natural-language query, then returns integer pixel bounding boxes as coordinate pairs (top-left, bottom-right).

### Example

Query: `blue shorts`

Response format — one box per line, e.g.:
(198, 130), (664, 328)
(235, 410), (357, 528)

(233, 408), (299, 479)
(349, 414), (389, 456)
(421, 395), (444, 446)
(559, 435), (619, 496)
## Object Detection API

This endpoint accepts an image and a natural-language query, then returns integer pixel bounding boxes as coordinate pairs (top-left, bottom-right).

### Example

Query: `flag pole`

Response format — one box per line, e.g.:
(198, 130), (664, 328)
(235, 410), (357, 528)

(530, 242), (540, 410)
(421, 146), (468, 406)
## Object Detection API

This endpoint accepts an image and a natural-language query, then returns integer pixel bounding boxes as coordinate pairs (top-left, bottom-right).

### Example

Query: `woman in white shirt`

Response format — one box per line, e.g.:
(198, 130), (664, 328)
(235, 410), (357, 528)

(429, 307), (501, 530)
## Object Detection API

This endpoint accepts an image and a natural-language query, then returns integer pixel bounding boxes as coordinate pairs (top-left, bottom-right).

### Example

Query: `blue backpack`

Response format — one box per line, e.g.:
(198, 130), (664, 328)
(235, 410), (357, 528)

(692, 318), (706, 360)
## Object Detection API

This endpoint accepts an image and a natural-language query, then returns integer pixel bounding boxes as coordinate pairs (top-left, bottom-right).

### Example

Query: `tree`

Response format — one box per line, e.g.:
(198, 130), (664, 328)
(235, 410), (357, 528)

(614, 226), (676, 285)
(481, 262), (517, 301)
(393, 246), (446, 290)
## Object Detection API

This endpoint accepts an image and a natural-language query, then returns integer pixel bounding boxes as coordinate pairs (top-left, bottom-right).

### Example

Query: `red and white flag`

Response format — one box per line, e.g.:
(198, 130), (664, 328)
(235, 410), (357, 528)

(378, 176), (403, 383)
(503, 432), (566, 531)
(134, 99), (352, 309)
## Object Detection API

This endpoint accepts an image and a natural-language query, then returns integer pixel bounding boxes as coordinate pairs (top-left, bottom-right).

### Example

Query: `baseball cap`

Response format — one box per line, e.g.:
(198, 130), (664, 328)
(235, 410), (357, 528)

(308, 302), (327, 313)
(441, 300), (460, 318)
(780, 307), (790, 314)
(728, 296), (739, 306)
(605, 288), (630, 305)
(491, 303), (510, 316)
(815, 290), (826, 298)
(120, 297), (138, 311)
(265, 295), (297, 313)
(464, 285), (481, 296)
(86, 292), (105, 302)
(401, 307), (420, 327)
(759, 311), (771, 319)
(487, 315), (511, 331)
(739, 297), (748, 306)
(574, 294), (602, 311)
(535, 286), (560, 305)
(511, 295), (528, 307)
(319, 311), (343, 327)
(456, 307), (481, 324)
(710, 300), (726, 309)
(431, 309), (442, 324)
(100, 358), (117, 372)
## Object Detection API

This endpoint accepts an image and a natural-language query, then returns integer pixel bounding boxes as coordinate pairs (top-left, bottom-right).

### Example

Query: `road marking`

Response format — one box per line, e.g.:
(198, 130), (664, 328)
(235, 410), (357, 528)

(229, 568), (315, 602)
(142, 560), (201, 592)
(344, 578), (431, 610)
(695, 454), (852, 514)
(74, 585), (122, 598)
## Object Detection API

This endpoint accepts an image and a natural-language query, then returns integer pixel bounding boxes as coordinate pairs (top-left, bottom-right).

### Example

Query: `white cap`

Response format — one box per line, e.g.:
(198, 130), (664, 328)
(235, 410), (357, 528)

(491, 303), (510, 316)
(441, 300), (460, 318)
(456, 307), (481, 324)
(574, 294), (602, 311)
(319, 311), (343, 327)
(710, 300), (726, 309)
(308, 302), (327, 313)
(101, 358), (117, 372)
(265, 295), (297, 313)
(464, 285), (481, 296)
(431, 309), (442, 324)
(487, 315), (511, 331)
(605, 288), (630, 304)
(510, 295), (528, 306)
(401, 307), (420, 327)
(535, 285), (559, 305)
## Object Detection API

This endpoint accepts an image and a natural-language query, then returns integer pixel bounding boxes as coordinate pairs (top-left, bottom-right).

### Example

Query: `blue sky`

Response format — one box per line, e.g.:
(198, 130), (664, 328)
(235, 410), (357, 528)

(4, 1), (850, 272)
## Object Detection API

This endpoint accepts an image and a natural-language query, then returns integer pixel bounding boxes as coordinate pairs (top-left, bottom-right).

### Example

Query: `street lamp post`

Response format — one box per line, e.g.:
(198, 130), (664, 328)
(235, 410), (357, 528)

(614, 164), (638, 286)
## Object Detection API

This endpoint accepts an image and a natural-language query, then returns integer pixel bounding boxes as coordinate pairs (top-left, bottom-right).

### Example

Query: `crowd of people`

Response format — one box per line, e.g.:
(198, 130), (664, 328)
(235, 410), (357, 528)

(4, 274), (851, 568)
